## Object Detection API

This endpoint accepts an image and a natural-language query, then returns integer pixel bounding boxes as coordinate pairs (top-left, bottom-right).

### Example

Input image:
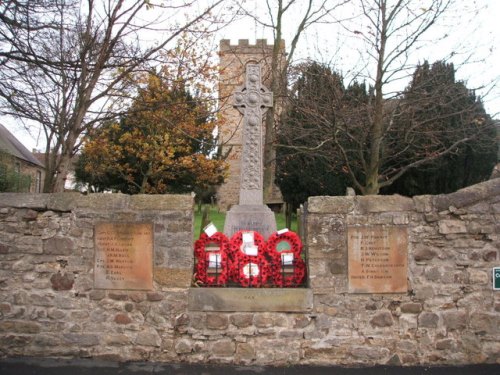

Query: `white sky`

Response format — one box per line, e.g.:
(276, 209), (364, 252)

(3, 0), (500, 151)
(219, 0), (500, 112)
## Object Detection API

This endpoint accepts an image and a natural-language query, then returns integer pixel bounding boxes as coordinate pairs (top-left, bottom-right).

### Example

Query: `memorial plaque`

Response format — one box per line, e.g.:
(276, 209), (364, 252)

(348, 226), (408, 293)
(94, 222), (153, 290)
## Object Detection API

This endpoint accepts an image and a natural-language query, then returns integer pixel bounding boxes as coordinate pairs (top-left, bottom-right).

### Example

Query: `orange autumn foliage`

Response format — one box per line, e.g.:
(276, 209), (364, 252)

(78, 71), (226, 194)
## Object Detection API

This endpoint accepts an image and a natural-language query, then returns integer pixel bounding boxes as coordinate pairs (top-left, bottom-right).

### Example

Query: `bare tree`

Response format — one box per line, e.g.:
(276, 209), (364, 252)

(0, 0), (225, 192)
(280, 0), (497, 195)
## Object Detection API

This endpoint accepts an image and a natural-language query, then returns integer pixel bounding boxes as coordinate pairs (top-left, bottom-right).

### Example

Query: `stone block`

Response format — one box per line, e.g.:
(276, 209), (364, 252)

(279, 330), (303, 339)
(413, 195), (434, 213)
(114, 313), (132, 325)
(89, 290), (106, 300)
(414, 286), (435, 301)
(130, 194), (193, 211)
(436, 339), (454, 350)
(351, 346), (390, 360)
(104, 334), (131, 346)
(468, 269), (488, 285)
(0, 193), (49, 209)
(175, 339), (193, 354)
(33, 335), (61, 347)
(211, 339), (235, 357)
(230, 313), (254, 328)
(433, 179), (500, 211)
(206, 313), (229, 330)
(253, 313), (276, 328)
(50, 272), (74, 291)
(397, 339), (417, 352)
(154, 268), (191, 288)
(188, 288), (313, 312)
(12, 260), (35, 272)
(43, 237), (75, 255)
(370, 311), (393, 327)
(236, 342), (255, 361)
(438, 220), (467, 234)
(442, 310), (467, 330)
(399, 314), (418, 333)
(413, 245), (437, 262)
(418, 312), (439, 328)
(469, 312), (498, 334)
(63, 333), (100, 346)
(146, 292), (163, 302)
(22, 209), (38, 221)
(307, 196), (354, 214)
(356, 195), (413, 213)
(400, 303), (423, 314)
(0, 321), (41, 334)
(223, 204), (277, 240)
(135, 328), (161, 347)
(329, 260), (346, 275)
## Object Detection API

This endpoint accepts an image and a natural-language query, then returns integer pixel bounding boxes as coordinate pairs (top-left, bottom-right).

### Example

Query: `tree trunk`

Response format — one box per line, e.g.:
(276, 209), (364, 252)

(52, 152), (72, 192)
(51, 128), (79, 192)
(200, 205), (210, 237)
(285, 202), (292, 229)
(364, 0), (388, 196)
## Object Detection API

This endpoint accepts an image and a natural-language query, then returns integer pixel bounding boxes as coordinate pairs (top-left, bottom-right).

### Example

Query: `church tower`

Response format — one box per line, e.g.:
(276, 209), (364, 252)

(217, 39), (285, 211)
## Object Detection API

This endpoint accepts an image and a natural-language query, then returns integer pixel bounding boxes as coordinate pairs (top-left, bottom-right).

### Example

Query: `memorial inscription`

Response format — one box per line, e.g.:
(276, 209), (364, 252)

(94, 222), (153, 290)
(348, 226), (408, 293)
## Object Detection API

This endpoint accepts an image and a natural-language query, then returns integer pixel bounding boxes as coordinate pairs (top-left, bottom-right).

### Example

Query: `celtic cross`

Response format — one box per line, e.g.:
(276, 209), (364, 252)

(233, 63), (273, 205)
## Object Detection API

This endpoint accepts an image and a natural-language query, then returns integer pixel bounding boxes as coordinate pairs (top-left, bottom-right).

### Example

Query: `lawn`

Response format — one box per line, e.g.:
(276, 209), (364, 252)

(193, 205), (297, 240)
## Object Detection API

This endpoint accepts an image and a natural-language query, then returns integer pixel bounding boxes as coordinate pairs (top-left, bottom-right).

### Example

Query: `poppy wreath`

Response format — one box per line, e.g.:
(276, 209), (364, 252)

(267, 231), (306, 287)
(229, 230), (270, 287)
(271, 257), (307, 287)
(266, 231), (303, 257)
(194, 232), (230, 286)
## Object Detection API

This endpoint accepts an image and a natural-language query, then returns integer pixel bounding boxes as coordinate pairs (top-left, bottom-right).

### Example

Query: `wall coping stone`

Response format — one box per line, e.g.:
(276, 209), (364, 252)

(0, 193), (194, 212)
(356, 195), (413, 213)
(307, 179), (500, 214)
(432, 178), (500, 211)
(307, 196), (355, 214)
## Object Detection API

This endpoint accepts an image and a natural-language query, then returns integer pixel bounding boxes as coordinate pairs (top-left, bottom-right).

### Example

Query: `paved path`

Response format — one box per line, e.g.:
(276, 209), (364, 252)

(1, 358), (499, 375)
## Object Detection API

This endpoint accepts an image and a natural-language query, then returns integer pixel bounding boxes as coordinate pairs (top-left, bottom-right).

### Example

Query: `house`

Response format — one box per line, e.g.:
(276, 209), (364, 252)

(0, 123), (45, 192)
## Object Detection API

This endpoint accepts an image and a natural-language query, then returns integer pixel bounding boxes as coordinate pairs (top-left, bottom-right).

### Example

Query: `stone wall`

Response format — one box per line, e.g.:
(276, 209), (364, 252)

(0, 179), (499, 365)
(304, 179), (499, 365)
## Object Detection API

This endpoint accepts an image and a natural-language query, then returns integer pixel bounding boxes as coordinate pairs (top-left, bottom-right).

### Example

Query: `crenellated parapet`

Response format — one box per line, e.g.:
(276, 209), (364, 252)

(219, 39), (285, 54)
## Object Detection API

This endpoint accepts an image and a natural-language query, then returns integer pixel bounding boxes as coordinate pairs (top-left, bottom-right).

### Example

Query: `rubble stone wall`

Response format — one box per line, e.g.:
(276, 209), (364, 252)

(0, 179), (499, 365)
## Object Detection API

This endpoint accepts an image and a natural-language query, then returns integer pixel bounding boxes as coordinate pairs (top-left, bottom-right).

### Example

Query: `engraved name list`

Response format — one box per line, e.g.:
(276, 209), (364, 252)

(348, 226), (408, 293)
(94, 222), (153, 290)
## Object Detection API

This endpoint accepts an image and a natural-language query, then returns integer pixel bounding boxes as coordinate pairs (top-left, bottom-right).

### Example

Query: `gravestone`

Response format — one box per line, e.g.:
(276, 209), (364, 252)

(223, 63), (277, 239)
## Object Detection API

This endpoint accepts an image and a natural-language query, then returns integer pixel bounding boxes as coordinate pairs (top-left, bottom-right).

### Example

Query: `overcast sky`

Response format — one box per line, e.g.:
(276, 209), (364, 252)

(3, 0), (499, 152)
(219, 0), (500, 112)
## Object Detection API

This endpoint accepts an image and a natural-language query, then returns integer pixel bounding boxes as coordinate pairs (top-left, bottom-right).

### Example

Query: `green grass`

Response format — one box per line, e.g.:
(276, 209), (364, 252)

(194, 205), (297, 240)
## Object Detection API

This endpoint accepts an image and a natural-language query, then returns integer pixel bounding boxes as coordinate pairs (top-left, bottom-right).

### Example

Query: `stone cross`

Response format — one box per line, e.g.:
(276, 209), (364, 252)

(233, 63), (273, 205)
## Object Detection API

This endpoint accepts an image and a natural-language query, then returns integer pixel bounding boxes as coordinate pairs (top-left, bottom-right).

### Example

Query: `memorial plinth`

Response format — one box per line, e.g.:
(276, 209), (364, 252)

(188, 288), (313, 312)
(223, 63), (277, 239)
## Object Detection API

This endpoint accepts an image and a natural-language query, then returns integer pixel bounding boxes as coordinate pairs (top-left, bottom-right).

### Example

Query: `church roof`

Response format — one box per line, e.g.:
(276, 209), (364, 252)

(0, 123), (44, 167)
